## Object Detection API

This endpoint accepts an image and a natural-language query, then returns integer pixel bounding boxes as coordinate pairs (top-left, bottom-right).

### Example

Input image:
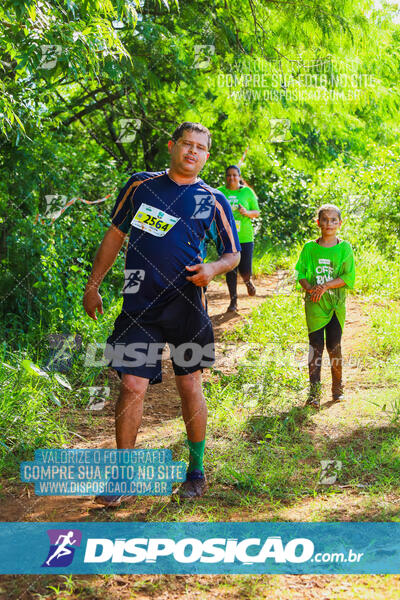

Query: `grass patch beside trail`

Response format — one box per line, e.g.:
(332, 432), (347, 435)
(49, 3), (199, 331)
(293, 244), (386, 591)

(355, 245), (400, 302)
(0, 300), (121, 476)
(369, 304), (400, 357)
(0, 357), (69, 478)
(252, 242), (299, 277)
(364, 302), (400, 423)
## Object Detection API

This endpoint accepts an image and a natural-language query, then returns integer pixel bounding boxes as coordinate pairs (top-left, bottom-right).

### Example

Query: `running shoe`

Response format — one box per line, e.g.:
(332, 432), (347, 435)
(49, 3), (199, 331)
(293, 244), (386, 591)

(226, 301), (238, 313)
(94, 494), (127, 507)
(245, 280), (256, 296)
(177, 469), (207, 499)
(305, 382), (322, 410)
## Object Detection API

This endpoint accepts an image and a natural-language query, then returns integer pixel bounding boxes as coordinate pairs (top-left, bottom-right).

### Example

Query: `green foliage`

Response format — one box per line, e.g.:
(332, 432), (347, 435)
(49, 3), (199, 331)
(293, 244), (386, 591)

(307, 143), (400, 259)
(256, 164), (314, 245)
(217, 293), (308, 416)
(354, 245), (400, 301)
(0, 351), (69, 474)
(0, 0), (133, 135)
(369, 304), (400, 358)
(0, 327), (116, 475)
(2, 0), (400, 334)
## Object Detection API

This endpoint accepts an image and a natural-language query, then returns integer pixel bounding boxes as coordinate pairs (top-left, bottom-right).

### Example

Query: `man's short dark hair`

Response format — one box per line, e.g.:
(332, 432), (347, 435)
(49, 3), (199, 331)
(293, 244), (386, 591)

(171, 122), (212, 149)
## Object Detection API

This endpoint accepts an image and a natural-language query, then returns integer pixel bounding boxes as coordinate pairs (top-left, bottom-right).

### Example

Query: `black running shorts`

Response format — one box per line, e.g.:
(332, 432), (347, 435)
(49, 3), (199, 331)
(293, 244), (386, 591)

(104, 284), (214, 384)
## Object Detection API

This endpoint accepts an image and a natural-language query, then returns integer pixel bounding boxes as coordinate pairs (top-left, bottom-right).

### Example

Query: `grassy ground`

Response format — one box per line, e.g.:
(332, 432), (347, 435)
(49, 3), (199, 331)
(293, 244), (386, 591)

(4, 573), (400, 599)
(2, 245), (400, 598)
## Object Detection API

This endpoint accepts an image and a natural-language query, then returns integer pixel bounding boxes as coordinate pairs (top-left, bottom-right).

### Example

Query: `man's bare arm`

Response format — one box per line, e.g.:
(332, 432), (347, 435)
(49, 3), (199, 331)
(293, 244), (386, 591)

(211, 252), (241, 276)
(185, 252), (240, 287)
(83, 225), (126, 320)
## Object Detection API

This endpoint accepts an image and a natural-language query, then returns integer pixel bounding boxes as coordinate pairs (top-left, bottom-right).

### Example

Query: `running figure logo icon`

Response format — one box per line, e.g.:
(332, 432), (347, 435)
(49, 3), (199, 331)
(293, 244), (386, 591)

(42, 529), (82, 567)
(123, 269), (145, 294)
(191, 194), (214, 219)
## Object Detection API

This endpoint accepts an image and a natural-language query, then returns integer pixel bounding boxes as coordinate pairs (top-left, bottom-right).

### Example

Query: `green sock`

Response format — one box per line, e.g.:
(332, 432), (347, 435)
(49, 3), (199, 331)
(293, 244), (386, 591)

(187, 439), (206, 473)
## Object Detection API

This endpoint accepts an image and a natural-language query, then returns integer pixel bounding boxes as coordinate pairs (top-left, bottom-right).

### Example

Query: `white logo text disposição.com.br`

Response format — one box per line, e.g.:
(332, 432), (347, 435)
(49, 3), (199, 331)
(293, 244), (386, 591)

(83, 536), (364, 565)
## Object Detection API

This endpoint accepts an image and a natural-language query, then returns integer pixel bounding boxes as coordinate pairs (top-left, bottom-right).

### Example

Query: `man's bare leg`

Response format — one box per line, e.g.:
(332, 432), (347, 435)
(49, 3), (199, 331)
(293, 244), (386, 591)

(115, 374), (149, 448)
(175, 370), (207, 441)
(95, 373), (149, 506)
(175, 370), (208, 498)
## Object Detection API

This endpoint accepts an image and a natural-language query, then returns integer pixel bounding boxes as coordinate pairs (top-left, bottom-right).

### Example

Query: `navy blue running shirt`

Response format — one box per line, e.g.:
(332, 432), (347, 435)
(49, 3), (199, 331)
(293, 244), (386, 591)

(110, 170), (241, 313)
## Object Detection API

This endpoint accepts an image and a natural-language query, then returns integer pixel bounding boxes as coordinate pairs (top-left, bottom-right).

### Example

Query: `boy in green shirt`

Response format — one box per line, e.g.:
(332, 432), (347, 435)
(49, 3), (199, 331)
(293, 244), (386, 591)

(295, 204), (355, 408)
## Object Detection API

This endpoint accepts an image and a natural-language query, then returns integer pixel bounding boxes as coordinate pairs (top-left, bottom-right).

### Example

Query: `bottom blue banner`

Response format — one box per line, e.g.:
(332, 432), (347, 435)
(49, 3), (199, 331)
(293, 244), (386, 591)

(0, 522), (399, 574)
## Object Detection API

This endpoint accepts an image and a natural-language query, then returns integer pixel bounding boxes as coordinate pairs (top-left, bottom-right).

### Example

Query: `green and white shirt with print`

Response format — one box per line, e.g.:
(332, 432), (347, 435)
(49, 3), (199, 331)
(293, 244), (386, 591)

(217, 185), (259, 243)
(295, 239), (355, 334)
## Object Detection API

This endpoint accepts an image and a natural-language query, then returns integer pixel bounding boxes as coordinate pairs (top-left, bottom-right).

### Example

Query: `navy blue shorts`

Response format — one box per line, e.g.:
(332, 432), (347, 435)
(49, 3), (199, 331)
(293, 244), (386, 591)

(104, 284), (214, 384)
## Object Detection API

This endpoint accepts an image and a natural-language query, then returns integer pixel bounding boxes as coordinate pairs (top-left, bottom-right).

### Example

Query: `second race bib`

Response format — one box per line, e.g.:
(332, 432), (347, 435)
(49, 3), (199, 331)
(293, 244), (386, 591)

(131, 203), (180, 237)
(235, 220), (241, 232)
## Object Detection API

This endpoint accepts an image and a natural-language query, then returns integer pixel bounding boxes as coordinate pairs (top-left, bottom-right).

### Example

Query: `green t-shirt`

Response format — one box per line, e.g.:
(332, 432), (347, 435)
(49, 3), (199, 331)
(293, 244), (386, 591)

(217, 186), (260, 243)
(295, 239), (355, 334)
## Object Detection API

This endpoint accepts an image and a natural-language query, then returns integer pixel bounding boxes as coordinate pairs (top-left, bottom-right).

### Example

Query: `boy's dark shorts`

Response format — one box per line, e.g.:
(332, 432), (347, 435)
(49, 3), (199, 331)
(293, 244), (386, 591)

(104, 284), (214, 384)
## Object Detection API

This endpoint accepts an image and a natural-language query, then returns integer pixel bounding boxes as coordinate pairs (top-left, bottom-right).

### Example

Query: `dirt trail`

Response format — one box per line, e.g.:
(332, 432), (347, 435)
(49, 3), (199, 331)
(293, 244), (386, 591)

(1, 273), (368, 523)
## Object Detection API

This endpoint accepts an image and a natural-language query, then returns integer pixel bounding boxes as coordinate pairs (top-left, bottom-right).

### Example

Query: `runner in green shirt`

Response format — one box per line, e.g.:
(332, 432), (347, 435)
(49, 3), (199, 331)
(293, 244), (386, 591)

(295, 204), (355, 409)
(218, 165), (260, 312)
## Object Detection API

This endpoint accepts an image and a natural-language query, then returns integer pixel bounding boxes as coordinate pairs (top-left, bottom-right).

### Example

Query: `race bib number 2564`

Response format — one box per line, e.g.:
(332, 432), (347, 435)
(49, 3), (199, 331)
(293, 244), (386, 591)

(131, 203), (180, 237)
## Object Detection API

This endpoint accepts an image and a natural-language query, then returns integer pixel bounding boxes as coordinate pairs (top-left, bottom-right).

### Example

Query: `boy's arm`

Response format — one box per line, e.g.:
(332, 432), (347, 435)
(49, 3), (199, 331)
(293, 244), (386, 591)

(323, 277), (346, 290)
(310, 277), (346, 302)
(83, 225), (126, 320)
(299, 278), (313, 292)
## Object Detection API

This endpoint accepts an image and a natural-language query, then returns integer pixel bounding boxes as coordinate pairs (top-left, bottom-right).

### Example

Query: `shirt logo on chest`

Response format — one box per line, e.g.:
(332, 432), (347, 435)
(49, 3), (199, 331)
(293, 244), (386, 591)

(316, 258), (333, 284)
(228, 196), (239, 211)
(123, 269), (145, 294)
(191, 194), (214, 219)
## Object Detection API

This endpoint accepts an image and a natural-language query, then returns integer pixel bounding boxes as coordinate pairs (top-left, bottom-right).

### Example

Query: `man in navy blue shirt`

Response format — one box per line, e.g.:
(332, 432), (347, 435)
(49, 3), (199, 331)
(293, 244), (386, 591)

(83, 122), (240, 505)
